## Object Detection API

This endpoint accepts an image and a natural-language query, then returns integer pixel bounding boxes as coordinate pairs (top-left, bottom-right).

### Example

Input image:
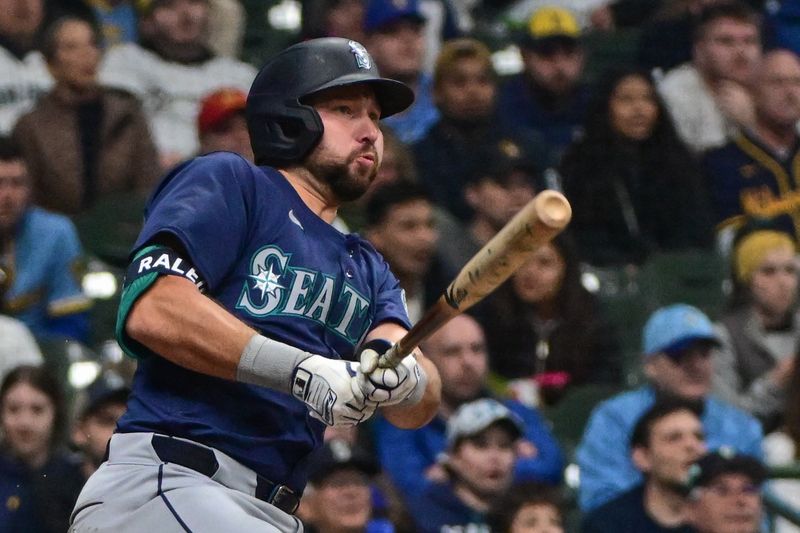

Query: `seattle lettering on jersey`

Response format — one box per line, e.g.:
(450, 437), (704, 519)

(237, 245), (371, 344)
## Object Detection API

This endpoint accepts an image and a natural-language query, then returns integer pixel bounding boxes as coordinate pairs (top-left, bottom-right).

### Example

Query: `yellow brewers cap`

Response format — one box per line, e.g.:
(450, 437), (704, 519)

(527, 6), (580, 41)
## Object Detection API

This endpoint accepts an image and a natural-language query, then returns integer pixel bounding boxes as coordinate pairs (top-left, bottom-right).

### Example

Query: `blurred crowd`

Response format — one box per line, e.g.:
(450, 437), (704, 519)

(2, 0), (800, 531)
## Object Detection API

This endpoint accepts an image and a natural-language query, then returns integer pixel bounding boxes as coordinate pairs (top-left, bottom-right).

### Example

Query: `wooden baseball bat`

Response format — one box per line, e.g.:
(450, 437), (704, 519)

(377, 189), (572, 368)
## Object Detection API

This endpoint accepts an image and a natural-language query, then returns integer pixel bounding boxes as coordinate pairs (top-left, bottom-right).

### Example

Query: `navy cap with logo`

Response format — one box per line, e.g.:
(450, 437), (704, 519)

(364, 0), (425, 33)
(687, 447), (768, 492)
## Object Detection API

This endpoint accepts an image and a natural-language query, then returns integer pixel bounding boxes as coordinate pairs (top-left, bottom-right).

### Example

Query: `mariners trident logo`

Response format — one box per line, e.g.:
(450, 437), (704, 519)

(349, 41), (371, 70)
(236, 245), (372, 342)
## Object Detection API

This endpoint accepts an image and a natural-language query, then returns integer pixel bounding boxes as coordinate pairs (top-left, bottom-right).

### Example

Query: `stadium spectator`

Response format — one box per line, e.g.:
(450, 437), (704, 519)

(576, 304), (763, 512)
(478, 233), (622, 404)
(0, 365), (84, 533)
(582, 399), (705, 533)
(462, 139), (541, 249)
(302, 0), (366, 42)
(658, 1), (761, 152)
(373, 314), (564, 503)
(99, 0), (256, 166)
(686, 449), (767, 533)
(363, 0), (438, 143)
(496, 7), (591, 160)
(561, 68), (713, 266)
(71, 377), (129, 479)
(712, 228), (799, 432)
(0, 0), (52, 135)
(413, 38), (549, 222)
(196, 87), (253, 162)
(364, 181), (452, 323)
(638, 0), (727, 73)
(487, 481), (565, 533)
(12, 16), (160, 216)
(409, 398), (522, 533)
(704, 49), (800, 241)
(0, 137), (91, 342)
(0, 315), (42, 382)
(299, 439), (390, 533)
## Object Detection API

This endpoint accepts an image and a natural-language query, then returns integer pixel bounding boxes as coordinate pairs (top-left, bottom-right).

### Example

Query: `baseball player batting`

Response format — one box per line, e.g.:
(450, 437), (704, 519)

(69, 38), (441, 532)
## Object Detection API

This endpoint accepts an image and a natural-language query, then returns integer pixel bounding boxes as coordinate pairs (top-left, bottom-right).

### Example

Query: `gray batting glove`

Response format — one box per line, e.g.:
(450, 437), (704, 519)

(292, 355), (377, 426)
(356, 339), (428, 406)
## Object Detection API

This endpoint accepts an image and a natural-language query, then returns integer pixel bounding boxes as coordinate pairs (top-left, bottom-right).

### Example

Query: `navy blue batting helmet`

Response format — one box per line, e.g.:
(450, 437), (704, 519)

(246, 38), (414, 166)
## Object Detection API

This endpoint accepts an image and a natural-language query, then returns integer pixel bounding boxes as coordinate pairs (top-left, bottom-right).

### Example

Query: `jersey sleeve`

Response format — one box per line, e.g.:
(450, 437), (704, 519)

(134, 153), (255, 291)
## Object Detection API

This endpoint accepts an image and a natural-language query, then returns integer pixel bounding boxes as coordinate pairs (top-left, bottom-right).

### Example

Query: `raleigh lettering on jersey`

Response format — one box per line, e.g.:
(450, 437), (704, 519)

(237, 245), (372, 344)
(125, 246), (207, 292)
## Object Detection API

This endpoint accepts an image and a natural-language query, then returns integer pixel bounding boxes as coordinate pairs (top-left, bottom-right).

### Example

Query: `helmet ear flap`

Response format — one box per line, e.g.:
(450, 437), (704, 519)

(248, 100), (324, 166)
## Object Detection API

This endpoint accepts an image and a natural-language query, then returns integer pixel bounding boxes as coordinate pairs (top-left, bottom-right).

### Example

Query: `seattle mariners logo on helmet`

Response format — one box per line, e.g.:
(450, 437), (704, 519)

(246, 37), (414, 166)
(349, 41), (371, 69)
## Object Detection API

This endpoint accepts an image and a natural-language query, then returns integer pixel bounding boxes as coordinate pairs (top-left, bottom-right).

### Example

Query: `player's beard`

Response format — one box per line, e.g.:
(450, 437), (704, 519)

(307, 148), (379, 203)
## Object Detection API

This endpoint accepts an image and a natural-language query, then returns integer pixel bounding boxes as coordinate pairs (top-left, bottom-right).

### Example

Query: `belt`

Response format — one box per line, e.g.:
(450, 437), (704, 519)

(150, 435), (300, 515)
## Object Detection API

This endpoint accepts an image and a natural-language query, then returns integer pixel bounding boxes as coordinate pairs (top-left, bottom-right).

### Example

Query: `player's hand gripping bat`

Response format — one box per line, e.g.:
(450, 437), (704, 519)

(362, 189), (572, 372)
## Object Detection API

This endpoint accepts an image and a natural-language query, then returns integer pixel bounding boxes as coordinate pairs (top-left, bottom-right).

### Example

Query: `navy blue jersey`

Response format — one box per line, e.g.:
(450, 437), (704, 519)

(116, 152), (410, 492)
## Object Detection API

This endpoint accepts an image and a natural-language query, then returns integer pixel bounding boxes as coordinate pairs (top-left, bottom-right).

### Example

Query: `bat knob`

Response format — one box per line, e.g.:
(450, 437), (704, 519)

(534, 190), (572, 229)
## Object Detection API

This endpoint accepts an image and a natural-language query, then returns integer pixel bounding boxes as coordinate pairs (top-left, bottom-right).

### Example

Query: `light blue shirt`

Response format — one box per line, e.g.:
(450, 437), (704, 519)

(3, 207), (90, 341)
(576, 385), (764, 512)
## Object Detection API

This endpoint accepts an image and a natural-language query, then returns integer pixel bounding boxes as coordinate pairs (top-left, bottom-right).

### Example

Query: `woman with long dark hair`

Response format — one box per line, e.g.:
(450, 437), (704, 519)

(560, 68), (713, 266)
(0, 365), (84, 533)
(478, 233), (621, 405)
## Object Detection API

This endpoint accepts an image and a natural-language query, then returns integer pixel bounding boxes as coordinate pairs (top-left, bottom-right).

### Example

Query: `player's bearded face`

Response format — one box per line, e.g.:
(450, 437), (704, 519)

(305, 87), (384, 202)
(306, 143), (381, 203)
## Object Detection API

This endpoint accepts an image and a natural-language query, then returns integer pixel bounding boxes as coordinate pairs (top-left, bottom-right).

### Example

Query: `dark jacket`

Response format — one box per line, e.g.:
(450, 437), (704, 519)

(561, 138), (713, 266)
(0, 448), (85, 533)
(582, 484), (696, 533)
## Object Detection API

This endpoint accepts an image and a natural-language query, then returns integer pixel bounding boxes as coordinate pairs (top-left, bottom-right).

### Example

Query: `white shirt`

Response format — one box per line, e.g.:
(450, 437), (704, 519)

(0, 47), (52, 135)
(658, 63), (735, 153)
(99, 43), (257, 158)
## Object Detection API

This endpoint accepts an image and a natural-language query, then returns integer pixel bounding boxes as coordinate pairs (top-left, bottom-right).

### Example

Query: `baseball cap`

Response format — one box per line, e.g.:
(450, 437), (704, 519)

(197, 88), (247, 136)
(642, 304), (720, 356)
(364, 0), (425, 33)
(78, 376), (130, 419)
(687, 447), (768, 492)
(521, 7), (580, 50)
(470, 137), (542, 186)
(446, 398), (524, 447)
(307, 440), (379, 484)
